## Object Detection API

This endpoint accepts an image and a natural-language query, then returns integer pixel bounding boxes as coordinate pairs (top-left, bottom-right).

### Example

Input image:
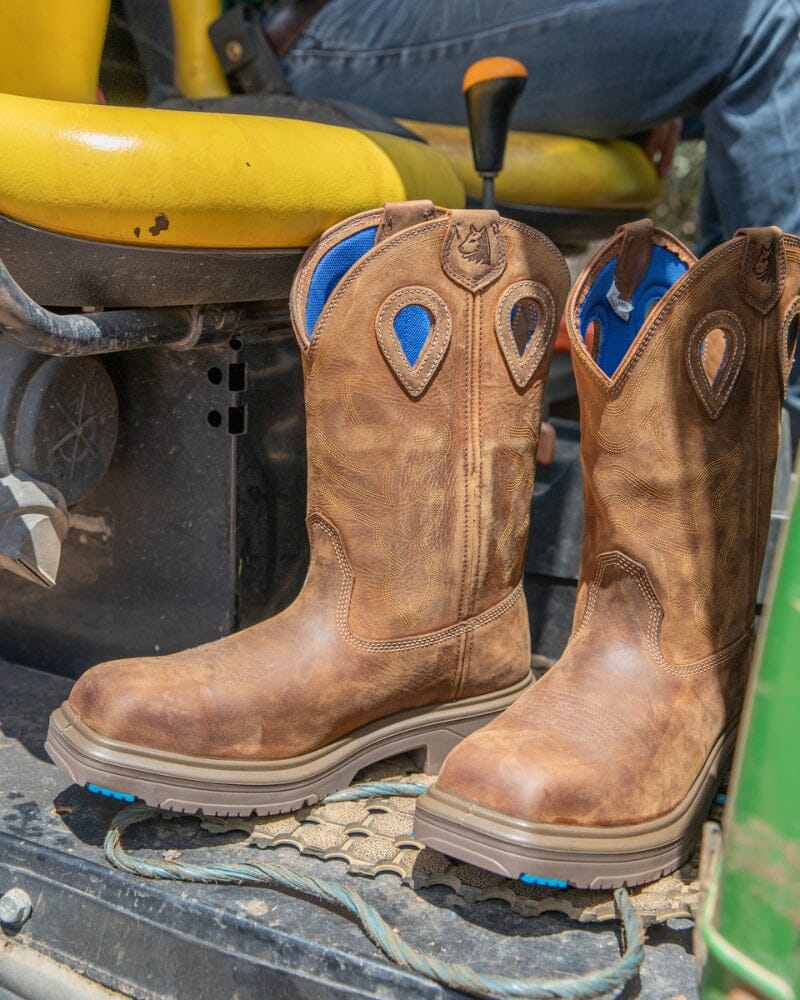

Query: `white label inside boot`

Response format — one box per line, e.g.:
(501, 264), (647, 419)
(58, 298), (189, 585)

(606, 280), (634, 321)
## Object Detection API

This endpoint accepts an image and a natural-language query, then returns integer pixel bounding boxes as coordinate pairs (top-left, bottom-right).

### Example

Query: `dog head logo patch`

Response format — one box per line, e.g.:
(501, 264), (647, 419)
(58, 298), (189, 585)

(442, 211), (506, 291)
(753, 240), (777, 285)
(738, 227), (785, 315)
(458, 225), (491, 266)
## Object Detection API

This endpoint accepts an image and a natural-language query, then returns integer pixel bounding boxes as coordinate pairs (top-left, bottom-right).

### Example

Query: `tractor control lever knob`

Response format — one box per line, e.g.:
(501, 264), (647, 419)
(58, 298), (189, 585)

(462, 57), (528, 208)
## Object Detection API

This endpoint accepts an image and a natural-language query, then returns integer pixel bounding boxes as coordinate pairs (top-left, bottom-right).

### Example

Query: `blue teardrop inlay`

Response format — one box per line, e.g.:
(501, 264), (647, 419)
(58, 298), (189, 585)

(394, 304), (433, 366)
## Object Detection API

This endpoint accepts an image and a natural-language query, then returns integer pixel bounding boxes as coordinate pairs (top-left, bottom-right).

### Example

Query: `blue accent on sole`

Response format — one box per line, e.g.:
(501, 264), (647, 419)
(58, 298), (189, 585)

(519, 873), (568, 889)
(87, 783), (136, 803)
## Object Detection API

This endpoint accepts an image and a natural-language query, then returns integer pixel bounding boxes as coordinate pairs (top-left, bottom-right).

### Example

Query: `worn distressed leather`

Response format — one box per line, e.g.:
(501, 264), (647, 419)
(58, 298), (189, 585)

(68, 201), (570, 761)
(434, 223), (800, 827)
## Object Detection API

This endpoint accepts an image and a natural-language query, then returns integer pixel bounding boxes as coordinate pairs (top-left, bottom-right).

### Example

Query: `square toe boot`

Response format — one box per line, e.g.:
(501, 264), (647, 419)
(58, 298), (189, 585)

(46, 200), (570, 817)
(414, 220), (800, 888)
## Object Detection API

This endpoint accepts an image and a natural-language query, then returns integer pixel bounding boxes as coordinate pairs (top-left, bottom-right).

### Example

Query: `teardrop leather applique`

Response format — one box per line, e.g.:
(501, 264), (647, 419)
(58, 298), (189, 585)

(495, 280), (556, 389)
(376, 287), (451, 398)
(686, 311), (746, 420)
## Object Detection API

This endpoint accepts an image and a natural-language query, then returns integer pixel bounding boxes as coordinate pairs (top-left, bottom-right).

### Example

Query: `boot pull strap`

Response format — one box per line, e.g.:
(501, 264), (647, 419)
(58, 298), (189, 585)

(614, 218), (654, 301)
(735, 226), (786, 315)
(605, 218), (654, 321)
(375, 200), (437, 244)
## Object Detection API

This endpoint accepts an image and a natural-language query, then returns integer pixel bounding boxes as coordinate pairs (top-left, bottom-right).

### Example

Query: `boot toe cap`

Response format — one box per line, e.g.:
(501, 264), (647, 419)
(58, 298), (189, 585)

(435, 724), (618, 827)
(67, 653), (289, 759)
(69, 657), (171, 748)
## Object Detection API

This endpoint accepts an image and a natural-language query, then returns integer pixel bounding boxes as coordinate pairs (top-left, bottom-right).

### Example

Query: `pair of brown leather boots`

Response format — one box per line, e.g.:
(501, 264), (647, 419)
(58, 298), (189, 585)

(47, 201), (799, 889)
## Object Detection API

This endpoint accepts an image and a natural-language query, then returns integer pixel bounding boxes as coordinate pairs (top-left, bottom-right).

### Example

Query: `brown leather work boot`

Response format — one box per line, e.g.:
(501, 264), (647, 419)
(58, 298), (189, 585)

(46, 200), (570, 816)
(414, 220), (800, 888)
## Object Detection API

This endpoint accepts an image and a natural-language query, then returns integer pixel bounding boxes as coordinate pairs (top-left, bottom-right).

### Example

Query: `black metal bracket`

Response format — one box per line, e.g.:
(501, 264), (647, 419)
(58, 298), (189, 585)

(209, 4), (292, 95)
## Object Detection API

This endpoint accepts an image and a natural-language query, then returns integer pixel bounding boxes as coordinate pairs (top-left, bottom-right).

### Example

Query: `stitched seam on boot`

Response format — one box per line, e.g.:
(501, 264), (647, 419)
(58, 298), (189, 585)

(509, 690), (626, 739)
(739, 231), (786, 314)
(458, 295), (472, 624)
(453, 291), (484, 699)
(565, 229), (697, 381)
(575, 550), (753, 676)
(468, 291), (484, 621)
(312, 516), (522, 651)
(748, 315), (766, 606)
(500, 219), (572, 287)
(454, 292), (473, 655)
(779, 296), (800, 393)
(568, 233), (800, 392)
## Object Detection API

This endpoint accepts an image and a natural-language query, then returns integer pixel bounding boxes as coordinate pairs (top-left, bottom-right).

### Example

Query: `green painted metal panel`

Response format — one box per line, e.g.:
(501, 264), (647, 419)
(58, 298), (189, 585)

(700, 461), (800, 1000)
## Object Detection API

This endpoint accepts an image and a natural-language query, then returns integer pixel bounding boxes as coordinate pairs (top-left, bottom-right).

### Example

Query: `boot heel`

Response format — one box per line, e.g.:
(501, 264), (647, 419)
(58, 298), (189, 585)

(412, 736), (456, 775)
(413, 714), (504, 774)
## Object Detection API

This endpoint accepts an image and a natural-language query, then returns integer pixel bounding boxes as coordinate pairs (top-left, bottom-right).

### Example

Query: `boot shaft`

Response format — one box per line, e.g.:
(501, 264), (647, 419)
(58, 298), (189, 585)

(567, 223), (800, 664)
(291, 202), (570, 639)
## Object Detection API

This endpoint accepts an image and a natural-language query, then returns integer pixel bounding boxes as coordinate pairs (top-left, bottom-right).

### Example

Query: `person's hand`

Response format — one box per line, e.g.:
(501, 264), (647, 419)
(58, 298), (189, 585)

(645, 117), (682, 179)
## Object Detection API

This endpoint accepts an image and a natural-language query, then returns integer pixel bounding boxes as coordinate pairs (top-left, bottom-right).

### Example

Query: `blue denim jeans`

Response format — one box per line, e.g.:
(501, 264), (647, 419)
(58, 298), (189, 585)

(282, 0), (800, 255)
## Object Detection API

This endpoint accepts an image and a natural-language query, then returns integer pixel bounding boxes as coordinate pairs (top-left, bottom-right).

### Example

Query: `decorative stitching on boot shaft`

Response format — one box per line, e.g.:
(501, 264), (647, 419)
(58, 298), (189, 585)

(568, 232), (800, 395)
(309, 515), (522, 652)
(292, 208), (386, 350)
(574, 551), (754, 677)
(303, 219), (446, 367)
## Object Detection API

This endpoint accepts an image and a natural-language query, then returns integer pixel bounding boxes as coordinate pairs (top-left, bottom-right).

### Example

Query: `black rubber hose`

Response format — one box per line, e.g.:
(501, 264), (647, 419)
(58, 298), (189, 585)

(0, 256), (198, 357)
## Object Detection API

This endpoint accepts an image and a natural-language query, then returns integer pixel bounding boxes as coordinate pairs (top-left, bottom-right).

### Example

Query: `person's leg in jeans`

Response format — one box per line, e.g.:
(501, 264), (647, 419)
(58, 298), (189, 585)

(281, 0), (800, 253)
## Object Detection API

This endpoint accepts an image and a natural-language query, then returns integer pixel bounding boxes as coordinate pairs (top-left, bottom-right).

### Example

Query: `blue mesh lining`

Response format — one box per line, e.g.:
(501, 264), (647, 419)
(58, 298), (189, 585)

(393, 305), (432, 365)
(305, 226), (378, 336)
(579, 246), (689, 376)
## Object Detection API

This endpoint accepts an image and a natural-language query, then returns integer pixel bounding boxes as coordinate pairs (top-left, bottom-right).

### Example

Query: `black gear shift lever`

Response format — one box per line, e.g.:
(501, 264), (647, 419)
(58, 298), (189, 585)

(462, 57), (528, 209)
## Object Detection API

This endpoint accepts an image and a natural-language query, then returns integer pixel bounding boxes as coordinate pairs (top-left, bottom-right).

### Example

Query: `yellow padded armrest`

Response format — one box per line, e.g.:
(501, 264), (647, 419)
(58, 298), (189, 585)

(402, 120), (660, 209)
(0, 94), (464, 248)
